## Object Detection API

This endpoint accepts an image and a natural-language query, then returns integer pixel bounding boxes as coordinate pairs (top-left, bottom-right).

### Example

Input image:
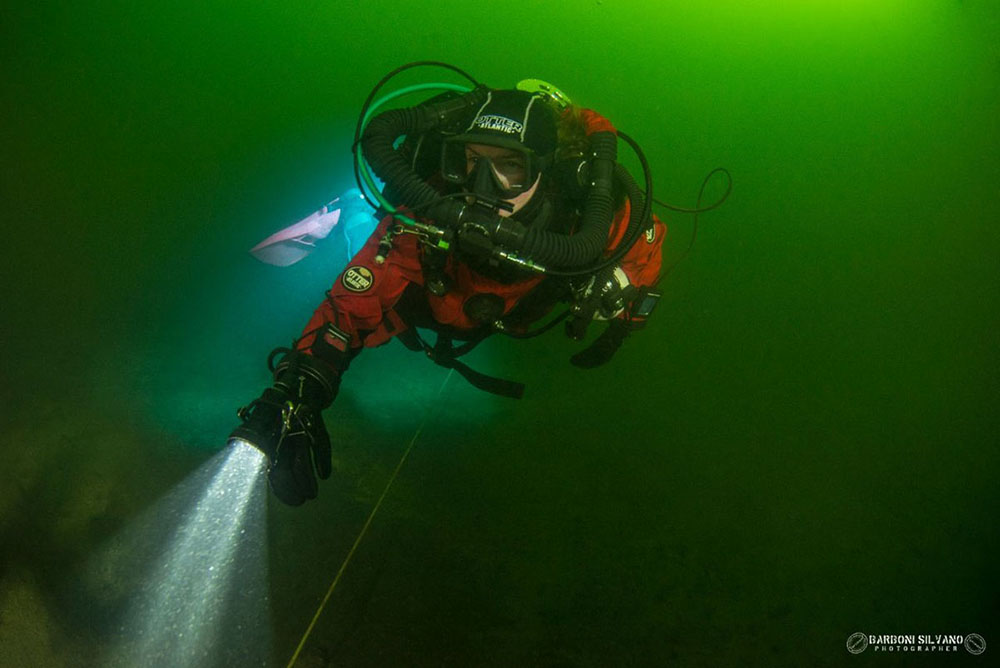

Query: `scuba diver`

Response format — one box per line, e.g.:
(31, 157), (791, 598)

(230, 65), (674, 506)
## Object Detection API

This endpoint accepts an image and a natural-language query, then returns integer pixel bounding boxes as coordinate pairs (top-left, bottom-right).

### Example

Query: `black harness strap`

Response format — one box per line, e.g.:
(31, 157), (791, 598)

(396, 328), (525, 399)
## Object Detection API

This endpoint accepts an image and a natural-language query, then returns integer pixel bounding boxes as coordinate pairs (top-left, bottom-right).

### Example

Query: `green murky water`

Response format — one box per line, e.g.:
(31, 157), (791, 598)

(2, 1), (998, 665)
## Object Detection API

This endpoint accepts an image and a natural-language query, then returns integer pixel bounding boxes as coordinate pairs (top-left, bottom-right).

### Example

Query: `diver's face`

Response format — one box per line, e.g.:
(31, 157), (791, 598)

(464, 143), (529, 191)
(464, 143), (540, 216)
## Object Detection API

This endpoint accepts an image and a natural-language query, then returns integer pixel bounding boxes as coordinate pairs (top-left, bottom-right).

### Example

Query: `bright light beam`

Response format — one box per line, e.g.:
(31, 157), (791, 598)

(86, 442), (272, 667)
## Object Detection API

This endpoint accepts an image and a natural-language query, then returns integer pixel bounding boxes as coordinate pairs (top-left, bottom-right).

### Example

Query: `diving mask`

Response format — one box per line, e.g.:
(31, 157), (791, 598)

(441, 137), (540, 199)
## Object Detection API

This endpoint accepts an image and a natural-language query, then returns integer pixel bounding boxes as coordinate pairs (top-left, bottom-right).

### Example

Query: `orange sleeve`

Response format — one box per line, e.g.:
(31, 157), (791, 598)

(604, 199), (667, 288)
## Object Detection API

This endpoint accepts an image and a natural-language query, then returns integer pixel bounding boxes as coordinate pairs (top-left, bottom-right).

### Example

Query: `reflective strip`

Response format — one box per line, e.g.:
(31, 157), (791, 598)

(465, 91), (493, 132)
(520, 94), (539, 144)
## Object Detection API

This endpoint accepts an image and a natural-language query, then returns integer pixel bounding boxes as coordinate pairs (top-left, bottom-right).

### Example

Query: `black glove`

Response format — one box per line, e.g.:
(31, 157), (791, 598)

(570, 319), (630, 369)
(230, 350), (339, 506)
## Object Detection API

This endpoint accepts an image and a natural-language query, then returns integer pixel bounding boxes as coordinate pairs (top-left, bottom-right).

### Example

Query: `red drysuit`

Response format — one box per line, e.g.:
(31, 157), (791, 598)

(294, 109), (666, 378)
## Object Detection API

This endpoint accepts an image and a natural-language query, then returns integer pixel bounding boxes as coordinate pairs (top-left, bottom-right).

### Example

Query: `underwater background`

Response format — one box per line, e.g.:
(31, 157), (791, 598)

(2, 1), (998, 666)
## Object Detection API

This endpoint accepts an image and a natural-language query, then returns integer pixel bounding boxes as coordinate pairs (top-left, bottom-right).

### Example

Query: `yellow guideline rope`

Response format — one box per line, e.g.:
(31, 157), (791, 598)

(286, 370), (453, 668)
